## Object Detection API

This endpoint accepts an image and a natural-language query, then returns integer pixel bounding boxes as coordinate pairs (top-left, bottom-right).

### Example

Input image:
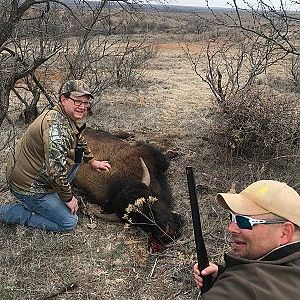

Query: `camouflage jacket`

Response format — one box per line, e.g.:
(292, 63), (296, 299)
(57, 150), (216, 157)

(6, 104), (94, 202)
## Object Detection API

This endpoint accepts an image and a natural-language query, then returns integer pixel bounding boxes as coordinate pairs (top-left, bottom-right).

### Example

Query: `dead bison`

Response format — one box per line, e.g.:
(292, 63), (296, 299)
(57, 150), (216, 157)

(74, 128), (182, 242)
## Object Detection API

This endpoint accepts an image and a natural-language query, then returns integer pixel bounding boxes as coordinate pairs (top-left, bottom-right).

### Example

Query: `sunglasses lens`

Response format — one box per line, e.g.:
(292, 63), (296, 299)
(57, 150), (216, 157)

(236, 215), (252, 229)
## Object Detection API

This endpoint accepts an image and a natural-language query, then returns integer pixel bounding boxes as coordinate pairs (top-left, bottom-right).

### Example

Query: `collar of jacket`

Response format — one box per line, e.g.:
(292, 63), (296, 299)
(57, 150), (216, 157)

(260, 241), (300, 261)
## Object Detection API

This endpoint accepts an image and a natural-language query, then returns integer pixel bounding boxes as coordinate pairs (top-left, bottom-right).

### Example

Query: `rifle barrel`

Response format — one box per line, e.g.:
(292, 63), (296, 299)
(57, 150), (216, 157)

(186, 166), (213, 294)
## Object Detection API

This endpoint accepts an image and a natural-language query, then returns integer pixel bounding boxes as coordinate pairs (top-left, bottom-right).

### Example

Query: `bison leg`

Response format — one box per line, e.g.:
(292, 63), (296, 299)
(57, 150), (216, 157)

(95, 213), (119, 222)
(85, 203), (120, 222)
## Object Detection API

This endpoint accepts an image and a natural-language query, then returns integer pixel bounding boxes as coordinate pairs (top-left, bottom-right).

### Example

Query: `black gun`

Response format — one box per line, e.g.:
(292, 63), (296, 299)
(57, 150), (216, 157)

(186, 166), (213, 294)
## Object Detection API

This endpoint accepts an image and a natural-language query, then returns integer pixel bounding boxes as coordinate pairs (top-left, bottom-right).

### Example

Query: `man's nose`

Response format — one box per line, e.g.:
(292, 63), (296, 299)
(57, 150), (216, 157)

(228, 220), (240, 233)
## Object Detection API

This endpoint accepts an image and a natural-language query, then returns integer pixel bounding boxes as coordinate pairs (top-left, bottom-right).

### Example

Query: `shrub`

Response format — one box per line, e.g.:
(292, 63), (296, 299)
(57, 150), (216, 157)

(107, 44), (158, 88)
(209, 87), (300, 159)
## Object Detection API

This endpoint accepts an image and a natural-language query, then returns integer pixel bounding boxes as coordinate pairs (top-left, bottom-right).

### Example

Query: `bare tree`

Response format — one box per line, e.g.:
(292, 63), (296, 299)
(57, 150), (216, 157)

(185, 33), (286, 111)
(0, 0), (162, 128)
(185, 22), (300, 157)
(206, 0), (300, 56)
(0, 0), (66, 127)
(62, 5), (157, 98)
(288, 54), (300, 91)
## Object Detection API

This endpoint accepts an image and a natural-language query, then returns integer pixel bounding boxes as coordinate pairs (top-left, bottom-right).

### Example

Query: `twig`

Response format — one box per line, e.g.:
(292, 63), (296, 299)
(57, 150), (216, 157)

(174, 289), (183, 297)
(38, 282), (78, 300)
(0, 185), (9, 193)
(149, 257), (158, 278)
(167, 289), (183, 299)
(196, 290), (202, 300)
(78, 197), (95, 223)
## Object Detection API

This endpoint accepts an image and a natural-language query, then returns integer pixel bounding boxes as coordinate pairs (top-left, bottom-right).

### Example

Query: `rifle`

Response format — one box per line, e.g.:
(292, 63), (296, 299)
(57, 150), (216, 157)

(186, 166), (213, 294)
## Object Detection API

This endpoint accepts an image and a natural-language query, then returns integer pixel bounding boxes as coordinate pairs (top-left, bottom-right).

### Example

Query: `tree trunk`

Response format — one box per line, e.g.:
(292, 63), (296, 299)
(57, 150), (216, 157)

(0, 79), (13, 127)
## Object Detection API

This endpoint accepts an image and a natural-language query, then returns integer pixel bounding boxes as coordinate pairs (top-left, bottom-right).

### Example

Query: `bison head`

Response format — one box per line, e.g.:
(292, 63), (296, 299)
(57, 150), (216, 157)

(108, 181), (183, 242)
(106, 158), (183, 242)
(130, 198), (183, 243)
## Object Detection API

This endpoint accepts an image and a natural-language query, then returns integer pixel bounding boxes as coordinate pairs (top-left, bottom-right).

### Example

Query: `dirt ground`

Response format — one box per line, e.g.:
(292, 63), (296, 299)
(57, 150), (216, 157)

(0, 36), (231, 300)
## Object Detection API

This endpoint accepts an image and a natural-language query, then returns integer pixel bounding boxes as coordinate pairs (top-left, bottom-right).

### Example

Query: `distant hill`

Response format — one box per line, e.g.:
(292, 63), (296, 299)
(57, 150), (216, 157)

(59, 0), (232, 13)
(143, 4), (232, 13)
(114, 3), (233, 13)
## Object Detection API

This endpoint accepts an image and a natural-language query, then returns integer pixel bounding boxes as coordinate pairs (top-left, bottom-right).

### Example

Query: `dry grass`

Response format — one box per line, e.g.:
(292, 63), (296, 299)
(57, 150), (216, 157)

(0, 33), (233, 300)
(3, 5), (300, 298)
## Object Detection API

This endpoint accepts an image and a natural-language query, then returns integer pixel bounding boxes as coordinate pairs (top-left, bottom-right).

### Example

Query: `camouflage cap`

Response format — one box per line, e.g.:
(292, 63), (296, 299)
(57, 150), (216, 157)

(60, 80), (94, 99)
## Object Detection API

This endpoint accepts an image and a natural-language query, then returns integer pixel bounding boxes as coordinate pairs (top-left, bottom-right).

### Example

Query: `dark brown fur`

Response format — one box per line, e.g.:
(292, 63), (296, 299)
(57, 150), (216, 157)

(74, 128), (182, 241)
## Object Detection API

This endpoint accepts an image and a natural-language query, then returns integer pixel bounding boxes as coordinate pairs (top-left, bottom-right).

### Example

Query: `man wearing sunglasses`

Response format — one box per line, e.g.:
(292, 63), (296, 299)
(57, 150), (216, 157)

(193, 180), (300, 299)
(1, 80), (111, 231)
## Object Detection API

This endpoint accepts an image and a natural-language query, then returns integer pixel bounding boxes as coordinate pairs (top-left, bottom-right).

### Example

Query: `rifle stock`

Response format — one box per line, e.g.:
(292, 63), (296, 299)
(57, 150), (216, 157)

(186, 166), (213, 294)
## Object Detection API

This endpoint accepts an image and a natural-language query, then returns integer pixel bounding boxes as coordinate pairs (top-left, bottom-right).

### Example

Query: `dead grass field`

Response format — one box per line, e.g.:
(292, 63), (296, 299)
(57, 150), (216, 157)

(0, 34), (232, 300)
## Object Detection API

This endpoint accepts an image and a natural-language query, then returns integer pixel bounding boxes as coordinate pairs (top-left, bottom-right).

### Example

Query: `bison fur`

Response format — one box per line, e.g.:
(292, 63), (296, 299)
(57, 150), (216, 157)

(74, 128), (183, 242)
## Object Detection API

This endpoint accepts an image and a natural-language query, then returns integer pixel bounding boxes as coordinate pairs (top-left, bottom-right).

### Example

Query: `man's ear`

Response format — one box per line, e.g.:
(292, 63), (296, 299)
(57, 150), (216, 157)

(60, 95), (67, 105)
(279, 222), (295, 245)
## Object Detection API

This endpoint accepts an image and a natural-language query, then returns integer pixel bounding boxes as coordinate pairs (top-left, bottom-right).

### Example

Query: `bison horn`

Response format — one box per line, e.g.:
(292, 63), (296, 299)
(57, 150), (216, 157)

(140, 157), (151, 186)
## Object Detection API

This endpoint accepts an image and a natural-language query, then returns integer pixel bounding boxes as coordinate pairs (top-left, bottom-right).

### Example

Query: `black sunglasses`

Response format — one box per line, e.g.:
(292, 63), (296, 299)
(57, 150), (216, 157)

(229, 211), (285, 230)
(68, 96), (90, 108)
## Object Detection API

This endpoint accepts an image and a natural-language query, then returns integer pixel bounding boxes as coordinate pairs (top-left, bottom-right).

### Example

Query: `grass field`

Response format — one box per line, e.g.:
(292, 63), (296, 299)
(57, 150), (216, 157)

(0, 29), (234, 299)
(2, 5), (299, 299)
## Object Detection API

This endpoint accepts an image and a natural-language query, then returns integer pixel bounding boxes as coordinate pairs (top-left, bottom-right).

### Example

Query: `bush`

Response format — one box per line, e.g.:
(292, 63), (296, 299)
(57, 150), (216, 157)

(209, 87), (300, 159)
(107, 44), (158, 88)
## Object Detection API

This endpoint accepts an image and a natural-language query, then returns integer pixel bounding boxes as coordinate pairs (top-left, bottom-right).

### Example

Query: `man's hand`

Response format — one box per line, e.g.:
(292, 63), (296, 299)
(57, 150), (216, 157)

(90, 160), (111, 172)
(66, 196), (79, 214)
(193, 262), (218, 289)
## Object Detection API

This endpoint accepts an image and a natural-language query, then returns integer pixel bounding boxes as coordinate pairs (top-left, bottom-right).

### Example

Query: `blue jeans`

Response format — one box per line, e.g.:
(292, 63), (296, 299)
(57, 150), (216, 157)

(0, 164), (80, 232)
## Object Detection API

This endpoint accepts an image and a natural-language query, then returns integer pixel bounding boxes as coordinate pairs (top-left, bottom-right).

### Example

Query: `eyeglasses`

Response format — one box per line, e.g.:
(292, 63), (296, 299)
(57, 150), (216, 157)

(229, 211), (285, 230)
(68, 96), (90, 108)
